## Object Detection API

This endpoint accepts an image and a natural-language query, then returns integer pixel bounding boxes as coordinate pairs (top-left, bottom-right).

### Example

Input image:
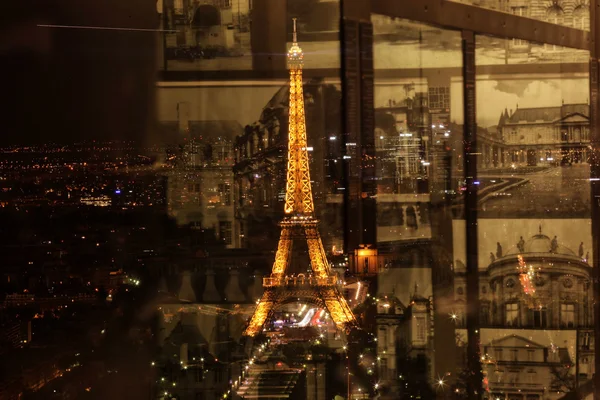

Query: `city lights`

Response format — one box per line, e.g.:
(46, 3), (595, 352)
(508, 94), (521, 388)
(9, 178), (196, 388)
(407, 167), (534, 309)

(2, 3), (596, 400)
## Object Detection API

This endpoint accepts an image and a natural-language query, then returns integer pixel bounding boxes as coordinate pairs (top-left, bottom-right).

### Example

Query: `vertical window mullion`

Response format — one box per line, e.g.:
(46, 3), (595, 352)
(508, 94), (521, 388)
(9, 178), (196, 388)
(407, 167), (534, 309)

(462, 29), (482, 399)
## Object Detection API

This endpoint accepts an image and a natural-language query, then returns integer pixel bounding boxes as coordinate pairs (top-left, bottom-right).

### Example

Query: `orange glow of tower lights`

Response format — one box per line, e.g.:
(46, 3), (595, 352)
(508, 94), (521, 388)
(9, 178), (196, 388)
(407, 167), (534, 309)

(518, 254), (537, 296)
(242, 20), (357, 337)
(283, 18), (313, 216)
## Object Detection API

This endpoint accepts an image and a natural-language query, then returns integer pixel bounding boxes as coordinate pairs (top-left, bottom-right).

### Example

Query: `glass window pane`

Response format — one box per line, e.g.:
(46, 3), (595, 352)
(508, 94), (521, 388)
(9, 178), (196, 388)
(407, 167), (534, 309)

(476, 35), (589, 66)
(155, 12), (346, 396)
(161, 0), (340, 72)
(163, 0), (255, 71)
(453, 35), (591, 397)
(372, 15), (464, 398)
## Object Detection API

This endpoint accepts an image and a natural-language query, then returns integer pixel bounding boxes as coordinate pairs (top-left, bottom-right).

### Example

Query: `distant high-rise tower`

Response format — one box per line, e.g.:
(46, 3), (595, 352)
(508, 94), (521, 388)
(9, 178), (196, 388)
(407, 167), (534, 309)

(243, 19), (357, 337)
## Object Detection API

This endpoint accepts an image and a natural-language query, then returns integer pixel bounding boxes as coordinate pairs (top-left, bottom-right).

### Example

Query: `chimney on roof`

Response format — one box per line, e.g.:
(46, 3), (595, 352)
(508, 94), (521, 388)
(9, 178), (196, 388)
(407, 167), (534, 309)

(510, 109), (513, 117)
(224, 269), (245, 303)
(179, 270), (196, 302)
(202, 269), (221, 303)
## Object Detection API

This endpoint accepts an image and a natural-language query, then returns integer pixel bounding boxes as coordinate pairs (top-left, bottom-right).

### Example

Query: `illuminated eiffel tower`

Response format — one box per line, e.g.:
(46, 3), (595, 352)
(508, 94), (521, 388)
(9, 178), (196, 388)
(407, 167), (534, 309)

(243, 19), (357, 337)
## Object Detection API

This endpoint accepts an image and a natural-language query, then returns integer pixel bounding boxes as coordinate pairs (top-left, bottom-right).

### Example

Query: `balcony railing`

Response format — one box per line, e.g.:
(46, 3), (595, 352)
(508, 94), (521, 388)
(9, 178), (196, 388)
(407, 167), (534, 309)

(489, 382), (543, 389)
(263, 275), (338, 287)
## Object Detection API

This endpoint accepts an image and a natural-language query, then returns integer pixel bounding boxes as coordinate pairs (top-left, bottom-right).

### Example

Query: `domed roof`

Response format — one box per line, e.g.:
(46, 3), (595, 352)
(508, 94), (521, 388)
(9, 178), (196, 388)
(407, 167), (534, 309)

(505, 229), (576, 257)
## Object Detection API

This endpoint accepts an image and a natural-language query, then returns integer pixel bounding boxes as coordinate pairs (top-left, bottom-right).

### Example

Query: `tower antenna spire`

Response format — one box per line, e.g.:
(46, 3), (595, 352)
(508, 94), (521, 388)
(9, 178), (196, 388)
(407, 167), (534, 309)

(292, 17), (298, 43)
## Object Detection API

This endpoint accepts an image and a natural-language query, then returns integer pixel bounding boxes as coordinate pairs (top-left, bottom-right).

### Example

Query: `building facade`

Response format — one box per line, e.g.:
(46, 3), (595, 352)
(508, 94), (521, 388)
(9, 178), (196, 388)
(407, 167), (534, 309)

(454, 229), (594, 398)
(375, 288), (433, 398)
(165, 0), (251, 50)
(498, 103), (590, 166)
(456, 0), (590, 31)
(166, 122), (241, 248)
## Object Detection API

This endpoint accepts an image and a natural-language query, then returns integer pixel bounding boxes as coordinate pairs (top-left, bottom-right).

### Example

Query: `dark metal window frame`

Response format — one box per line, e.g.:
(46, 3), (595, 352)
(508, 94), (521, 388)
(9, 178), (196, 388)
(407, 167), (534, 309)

(371, 0), (590, 50)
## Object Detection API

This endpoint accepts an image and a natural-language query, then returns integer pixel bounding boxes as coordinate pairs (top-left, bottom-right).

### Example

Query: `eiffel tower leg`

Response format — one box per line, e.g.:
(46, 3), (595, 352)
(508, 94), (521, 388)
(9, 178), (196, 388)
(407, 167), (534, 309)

(272, 226), (293, 276)
(244, 290), (275, 337)
(284, 69), (300, 215)
(322, 287), (357, 331)
(304, 225), (330, 278)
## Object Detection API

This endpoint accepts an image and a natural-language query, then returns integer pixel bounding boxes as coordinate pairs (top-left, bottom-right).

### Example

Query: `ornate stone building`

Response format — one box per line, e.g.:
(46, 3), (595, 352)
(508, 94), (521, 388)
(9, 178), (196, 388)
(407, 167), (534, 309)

(497, 103), (590, 167)
(458, 1), (591, 63)
(454, 229), (595, 398)
(375, 286), (433, 398)
(455, 0), (590, 31)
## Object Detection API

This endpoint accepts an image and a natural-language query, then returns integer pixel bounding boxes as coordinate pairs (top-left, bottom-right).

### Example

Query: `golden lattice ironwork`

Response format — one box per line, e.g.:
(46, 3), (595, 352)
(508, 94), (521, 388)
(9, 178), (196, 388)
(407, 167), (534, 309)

(244, 19), (357, 337)
(284, 68), (312, 214)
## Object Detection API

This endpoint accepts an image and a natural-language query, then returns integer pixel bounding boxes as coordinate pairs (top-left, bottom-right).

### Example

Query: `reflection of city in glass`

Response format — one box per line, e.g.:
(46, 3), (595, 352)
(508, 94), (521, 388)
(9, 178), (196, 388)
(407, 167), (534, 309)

(163, 0), (253, 70)
(2, 1), (598, 400)
(449, 0), (590, 31)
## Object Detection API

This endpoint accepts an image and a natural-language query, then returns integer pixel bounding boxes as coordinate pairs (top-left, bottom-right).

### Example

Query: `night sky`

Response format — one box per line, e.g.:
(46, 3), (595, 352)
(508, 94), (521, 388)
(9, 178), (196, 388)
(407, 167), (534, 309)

(2, 0), (158, 145)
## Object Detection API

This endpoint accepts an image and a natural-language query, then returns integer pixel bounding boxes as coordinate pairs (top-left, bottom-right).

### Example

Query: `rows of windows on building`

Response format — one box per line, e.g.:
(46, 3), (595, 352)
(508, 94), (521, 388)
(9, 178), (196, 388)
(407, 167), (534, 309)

(454, 0), (590, 31)
(373, 228), (595, 398)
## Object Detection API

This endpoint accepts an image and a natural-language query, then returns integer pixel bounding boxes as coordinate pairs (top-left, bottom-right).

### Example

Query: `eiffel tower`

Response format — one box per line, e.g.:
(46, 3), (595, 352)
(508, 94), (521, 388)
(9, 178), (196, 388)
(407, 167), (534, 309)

(243, 19), (358, 337)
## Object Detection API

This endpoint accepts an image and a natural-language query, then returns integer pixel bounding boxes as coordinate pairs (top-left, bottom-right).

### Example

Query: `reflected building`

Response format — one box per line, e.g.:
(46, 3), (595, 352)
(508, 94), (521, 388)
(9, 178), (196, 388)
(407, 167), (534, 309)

(375, 93), (431, 195)
(368, 83), (457, 398)
(481, 334), (575, 400)
(154, 262), (264, 400)
(375, 287), (433, 397)
(164, 120), (242, 248)
(233, 81), (342, 251)
(444, 102), (590, 171)
(497, 103), (590, 167)
(164, 0), (251, 50)
(455, 0), (590, 31)
(371, 92), (438, 248)
(454, 229), (594, 398)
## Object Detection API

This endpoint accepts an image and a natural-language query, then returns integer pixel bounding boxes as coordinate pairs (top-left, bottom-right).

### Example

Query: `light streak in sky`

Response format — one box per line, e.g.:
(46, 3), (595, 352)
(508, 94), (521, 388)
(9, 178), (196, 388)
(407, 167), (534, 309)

(38, 24), (177, 33)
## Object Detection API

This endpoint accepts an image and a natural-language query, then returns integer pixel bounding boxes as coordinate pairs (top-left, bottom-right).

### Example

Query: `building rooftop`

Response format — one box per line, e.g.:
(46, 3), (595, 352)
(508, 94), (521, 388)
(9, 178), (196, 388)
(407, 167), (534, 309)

(504, 103), (589, 125)
(504, 230), (576, 257)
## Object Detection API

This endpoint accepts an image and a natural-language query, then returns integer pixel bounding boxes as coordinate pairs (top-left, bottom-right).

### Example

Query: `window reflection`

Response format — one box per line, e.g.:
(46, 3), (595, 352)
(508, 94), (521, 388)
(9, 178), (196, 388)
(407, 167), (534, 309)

(373, 16), (462, 397)
(448, 0), (590, 31)
(456, 34), (593, 397)
(163, 0), (253, 70)
(2, 1), (597, 399)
